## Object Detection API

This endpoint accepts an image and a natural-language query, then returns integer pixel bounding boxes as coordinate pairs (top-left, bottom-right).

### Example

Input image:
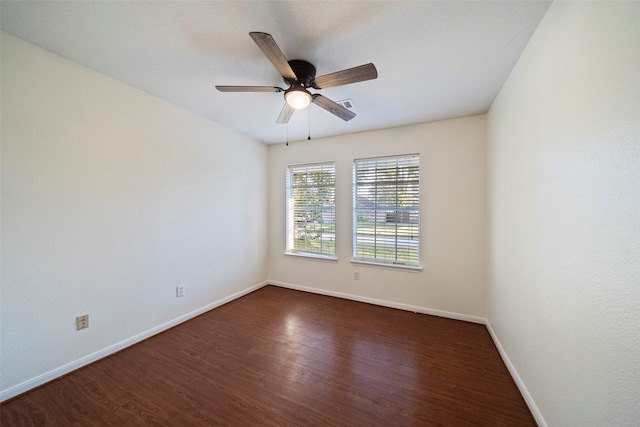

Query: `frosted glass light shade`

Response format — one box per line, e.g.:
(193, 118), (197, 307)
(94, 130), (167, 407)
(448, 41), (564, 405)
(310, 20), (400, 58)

(285, 90), (312, 110)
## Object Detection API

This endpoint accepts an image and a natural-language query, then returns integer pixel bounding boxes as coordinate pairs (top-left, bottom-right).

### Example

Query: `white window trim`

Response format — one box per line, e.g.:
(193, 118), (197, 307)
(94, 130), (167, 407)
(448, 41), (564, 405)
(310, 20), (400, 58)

(350, 258), (423, 271)
(352, 154), (421, 268)
(285, 252), (338, 262)
(286, 161), (336, 259)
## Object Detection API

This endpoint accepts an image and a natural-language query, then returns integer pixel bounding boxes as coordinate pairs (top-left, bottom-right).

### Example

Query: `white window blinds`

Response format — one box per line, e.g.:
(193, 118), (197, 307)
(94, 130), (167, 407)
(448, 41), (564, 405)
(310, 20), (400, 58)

(286, 162), (336, 257)
(353, 154), (420, 266)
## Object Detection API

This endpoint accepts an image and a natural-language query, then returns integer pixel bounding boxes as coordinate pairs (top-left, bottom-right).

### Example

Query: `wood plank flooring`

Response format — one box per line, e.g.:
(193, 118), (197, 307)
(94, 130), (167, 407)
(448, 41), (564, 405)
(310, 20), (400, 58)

(1, 285), (535, 426)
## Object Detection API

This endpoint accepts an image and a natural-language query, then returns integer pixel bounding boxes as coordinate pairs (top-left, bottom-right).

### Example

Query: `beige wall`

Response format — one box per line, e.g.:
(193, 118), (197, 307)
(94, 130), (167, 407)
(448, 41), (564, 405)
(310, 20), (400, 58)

(268, 116), (487, 319)
(6, 3), (639, 424)
(487, 2), (640, 426)
(1, 33), (268, 399)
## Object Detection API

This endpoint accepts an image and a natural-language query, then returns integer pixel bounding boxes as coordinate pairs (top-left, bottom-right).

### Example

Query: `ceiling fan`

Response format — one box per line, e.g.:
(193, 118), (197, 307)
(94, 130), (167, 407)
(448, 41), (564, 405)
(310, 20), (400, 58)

(216, 32), (378, 124)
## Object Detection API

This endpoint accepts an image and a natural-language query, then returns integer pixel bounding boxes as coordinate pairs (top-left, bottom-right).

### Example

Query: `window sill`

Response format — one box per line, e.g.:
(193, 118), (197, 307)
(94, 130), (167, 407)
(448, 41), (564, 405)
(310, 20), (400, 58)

(284, 252), (338, 263)
(350, 259), (423, 271)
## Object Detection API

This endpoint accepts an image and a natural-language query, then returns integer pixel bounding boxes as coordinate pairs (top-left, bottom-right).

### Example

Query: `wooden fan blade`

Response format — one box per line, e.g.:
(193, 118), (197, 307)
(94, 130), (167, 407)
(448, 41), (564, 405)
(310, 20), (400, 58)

(314, 63), (378, 89)
(312, 94), (356, 121)
(249, 32), (297, 80)
(276, 102), (295, 124)
(216, 86), (282, 92)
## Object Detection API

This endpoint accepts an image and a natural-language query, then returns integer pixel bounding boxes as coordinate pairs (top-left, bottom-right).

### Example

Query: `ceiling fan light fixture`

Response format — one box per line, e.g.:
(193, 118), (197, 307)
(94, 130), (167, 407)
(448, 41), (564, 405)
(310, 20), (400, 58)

(285, 88), (312, 110)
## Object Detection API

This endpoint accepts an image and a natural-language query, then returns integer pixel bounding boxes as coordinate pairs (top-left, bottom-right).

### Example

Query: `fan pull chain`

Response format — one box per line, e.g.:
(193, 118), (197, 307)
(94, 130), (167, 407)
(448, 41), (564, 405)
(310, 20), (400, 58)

(308, 107), (311, 140)
(286, 123), (289, 146)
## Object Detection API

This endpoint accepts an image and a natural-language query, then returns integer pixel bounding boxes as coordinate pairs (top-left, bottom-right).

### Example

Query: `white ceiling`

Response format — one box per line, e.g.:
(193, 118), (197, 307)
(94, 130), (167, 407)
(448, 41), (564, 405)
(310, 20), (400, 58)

(1, 1), (551, 144)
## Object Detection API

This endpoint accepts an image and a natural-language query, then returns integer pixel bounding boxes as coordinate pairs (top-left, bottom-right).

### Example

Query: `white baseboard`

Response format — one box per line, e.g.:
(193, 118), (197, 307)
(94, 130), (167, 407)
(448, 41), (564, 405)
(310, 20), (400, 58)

(485, 321), (546, 427)
(267, 280), (486, 324)
(3, 279), (545, 427)
(269, 281), (545, 426)
(0, 281), (269, 402)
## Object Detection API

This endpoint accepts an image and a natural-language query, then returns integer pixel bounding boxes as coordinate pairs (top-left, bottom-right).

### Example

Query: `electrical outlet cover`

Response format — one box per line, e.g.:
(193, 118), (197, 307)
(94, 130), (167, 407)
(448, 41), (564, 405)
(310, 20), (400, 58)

(176, 284), (185, 297)
(76, 314), (89, 330)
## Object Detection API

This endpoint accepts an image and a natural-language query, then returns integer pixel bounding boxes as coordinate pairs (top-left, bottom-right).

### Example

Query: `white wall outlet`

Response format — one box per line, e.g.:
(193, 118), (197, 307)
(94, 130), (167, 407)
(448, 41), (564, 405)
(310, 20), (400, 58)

(176, 284), (185, 297)
(76, 314), (89, 330)
(354, 271), (360, 280)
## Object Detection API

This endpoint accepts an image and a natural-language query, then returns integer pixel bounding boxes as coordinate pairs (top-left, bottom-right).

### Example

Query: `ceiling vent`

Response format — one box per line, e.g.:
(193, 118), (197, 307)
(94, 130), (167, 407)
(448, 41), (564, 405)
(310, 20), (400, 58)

(337, 99), (355, 109)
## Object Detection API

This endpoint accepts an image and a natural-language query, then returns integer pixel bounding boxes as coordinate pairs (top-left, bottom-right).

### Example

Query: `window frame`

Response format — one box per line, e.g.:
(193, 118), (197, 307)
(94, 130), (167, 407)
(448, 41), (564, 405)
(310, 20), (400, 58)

(285, 161), (337, 260)
(352, 154), (421, 269)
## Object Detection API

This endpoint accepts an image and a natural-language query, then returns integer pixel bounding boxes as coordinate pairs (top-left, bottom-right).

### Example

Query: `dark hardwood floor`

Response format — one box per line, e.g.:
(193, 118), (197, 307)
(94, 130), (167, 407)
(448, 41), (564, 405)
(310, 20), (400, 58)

(1, 285), (535, 426)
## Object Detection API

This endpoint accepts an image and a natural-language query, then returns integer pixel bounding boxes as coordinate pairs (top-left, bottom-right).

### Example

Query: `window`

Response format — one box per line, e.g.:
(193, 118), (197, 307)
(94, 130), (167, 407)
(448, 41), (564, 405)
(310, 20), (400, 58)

(353, 154), (420, 267)
(286, 162), (336, 258)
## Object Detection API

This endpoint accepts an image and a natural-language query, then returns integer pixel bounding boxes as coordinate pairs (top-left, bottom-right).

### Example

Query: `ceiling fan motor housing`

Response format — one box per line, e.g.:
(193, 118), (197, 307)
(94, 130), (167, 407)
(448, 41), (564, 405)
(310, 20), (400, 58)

(285, 60), (316, 87)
